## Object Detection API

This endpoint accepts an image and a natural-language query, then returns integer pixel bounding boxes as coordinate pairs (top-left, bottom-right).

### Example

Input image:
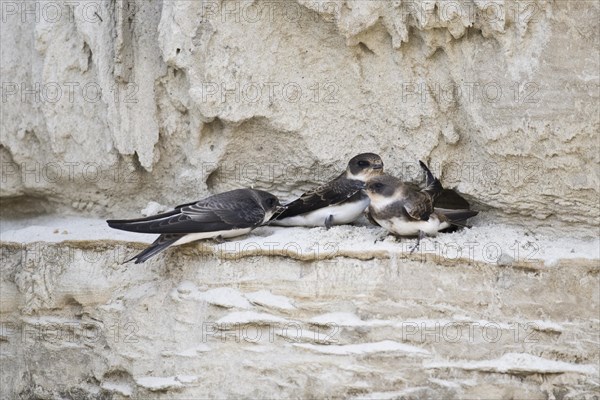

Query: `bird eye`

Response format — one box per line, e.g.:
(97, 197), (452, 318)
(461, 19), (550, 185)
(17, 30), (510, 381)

(266, 198), (276, 207)
(367, 182), (383, 191)
(357, 160), (370, 167)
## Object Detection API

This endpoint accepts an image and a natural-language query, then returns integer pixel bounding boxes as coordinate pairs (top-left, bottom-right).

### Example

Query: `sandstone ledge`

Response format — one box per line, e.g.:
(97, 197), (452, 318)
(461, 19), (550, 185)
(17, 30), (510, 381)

(1, 218), (598, 399)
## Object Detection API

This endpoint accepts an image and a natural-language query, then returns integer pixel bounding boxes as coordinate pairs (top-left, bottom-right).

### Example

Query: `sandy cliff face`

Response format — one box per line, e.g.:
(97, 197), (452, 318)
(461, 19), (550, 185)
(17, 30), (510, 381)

(1, 0), (598, 233)
(1, 0), (599, 398)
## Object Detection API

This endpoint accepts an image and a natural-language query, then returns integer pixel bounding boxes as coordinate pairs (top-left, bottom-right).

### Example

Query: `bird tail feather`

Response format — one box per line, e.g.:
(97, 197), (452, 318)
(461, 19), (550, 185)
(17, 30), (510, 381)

(419, 161), (443, 200)
(125, 234), (183, 264)
(107, 209), (180, 233)
(436, 208), (479, 231)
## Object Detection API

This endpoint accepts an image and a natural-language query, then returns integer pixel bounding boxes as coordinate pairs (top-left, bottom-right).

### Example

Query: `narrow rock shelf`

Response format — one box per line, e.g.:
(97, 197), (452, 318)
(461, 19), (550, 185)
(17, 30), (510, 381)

(1, 216), (598, 398)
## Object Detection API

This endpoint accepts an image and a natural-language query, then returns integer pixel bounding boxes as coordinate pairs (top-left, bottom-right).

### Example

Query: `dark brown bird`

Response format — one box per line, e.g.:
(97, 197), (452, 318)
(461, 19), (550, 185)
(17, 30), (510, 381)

(365, 161), (478, 252)
(107, 189), (285, 263)
(271, 153), (384, 228)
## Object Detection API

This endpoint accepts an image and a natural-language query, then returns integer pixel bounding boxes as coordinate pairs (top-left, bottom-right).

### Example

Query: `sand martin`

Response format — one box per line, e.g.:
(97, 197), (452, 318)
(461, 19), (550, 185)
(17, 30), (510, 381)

(107, 189), (285, 263)
(366, 161), (478, 252)
(270, 153), (384, 228)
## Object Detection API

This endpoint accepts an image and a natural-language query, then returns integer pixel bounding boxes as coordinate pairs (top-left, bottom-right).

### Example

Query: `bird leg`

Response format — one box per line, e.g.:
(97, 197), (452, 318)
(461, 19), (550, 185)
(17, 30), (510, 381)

(213, 235), (226, 244)
(374, 233), (387, 244)
(409, 230), (426, 254)
(374, 233), (400, 244)
(325, 215), (334, 230)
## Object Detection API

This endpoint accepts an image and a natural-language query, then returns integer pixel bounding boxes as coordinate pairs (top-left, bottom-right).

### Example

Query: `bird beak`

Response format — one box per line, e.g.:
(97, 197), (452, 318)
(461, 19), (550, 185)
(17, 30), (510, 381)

(372, 164), (383, 170)
(275, 205), (288, 213)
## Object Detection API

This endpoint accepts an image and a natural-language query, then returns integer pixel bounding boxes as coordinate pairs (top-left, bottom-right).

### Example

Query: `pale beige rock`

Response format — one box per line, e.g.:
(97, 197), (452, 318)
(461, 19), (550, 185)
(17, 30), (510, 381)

(1, 232), (598, 398)
(0, 220), (598, 398)
(1, 0), (599, 398)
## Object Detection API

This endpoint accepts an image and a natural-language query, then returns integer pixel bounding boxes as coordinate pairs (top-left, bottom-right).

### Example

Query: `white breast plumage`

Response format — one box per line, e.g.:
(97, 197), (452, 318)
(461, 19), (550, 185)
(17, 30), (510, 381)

(272, 197), (370, 227)
(374, 214), (450, 236)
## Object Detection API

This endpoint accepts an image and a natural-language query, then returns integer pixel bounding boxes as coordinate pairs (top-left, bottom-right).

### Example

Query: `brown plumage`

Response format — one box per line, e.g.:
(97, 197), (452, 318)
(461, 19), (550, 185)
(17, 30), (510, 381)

(365, 161), (478, 252)
(270, 153), (384, 228)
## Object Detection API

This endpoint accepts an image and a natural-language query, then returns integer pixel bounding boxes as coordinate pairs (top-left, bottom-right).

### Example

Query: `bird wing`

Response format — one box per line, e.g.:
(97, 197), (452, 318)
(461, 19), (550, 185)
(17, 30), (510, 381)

(435, 208), (479, 224)
(107, 191), (265, 234)
(273, 176), (365, 220)
(419, 161), (443, 201)
(402, 190), (434, 221)
(434, 189), (471, 209)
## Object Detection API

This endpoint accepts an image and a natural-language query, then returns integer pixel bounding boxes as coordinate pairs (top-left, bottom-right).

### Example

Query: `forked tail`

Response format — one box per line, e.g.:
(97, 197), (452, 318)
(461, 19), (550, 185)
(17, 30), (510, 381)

(125, 234), (183, 264)
(436, 208), (479, 229)
(419, 161), (443, 200)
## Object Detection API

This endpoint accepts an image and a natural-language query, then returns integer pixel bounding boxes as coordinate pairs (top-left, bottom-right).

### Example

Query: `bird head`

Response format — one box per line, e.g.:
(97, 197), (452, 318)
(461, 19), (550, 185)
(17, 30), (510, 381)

(365, 175), (403, 209)
(346, 153), (384, 181)
(254, 190), (286, 219)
